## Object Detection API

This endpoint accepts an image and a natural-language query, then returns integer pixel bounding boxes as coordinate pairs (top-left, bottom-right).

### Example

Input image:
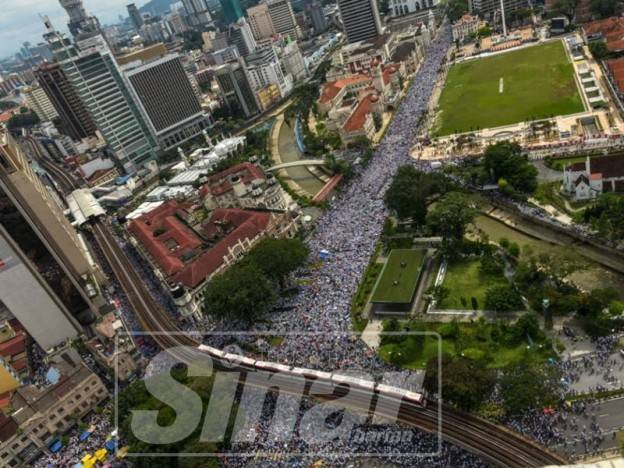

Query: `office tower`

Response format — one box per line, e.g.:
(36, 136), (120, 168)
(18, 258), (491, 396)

(182, 0), (213, 27)
(0, 132), (103, 349)
(121, 50), (213, 151)
(246, 47), (293, 97)
(278, 41), (308, 80)
(22, 85), (59, 122)
(127, 3), (144, 29)
(265, 0), (301, 40)
(45, 27), (158, 170)
(306, 1), (328, 34)
(34, 63), (97, 141)
(337, 0), (382, 43)
(214, 59), (260, 117)
(166, 10), (189, 35)
(227, 18), (257, 56)
(220, 0), (244, 25)
(247, 4), (277, 40)
(58, 0), (100, 38)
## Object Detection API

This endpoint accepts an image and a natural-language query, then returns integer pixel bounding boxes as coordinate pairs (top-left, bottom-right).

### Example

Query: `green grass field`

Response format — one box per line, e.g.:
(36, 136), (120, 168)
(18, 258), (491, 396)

(378, 320), (555, 369)
(433, 41), (584, 136)
(438, 258), (508, 310)
(371, 249), (425, 304)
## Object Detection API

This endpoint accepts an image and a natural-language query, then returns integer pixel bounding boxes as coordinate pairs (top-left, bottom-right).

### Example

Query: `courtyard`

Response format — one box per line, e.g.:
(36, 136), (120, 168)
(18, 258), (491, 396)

(433, 41), (585, 137)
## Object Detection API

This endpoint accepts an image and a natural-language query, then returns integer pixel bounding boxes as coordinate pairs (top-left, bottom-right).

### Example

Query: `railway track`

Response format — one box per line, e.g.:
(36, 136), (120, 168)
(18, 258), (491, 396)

(20, 123), (566, 467)
(91, 220), (566, 467)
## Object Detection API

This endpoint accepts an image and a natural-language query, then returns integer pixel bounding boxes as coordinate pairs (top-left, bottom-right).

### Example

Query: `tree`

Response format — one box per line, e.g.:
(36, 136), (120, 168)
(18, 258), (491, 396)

(424, 355), (496, 411)
(447, 0), (469, 21)
(426, 191), (477, 242)
(482, 141), (538, 193)
(589, 40), (609, 60)
(500, 361), (560, 415)
(591, 0), (618, 18)
(583, 192), (624, 241)
(550, 0), (576, 19)
(426, 285), (450, 304)
(484, 284), (523, 312)
(7, 111), (39, 131)
(204, 264), (276, 321)
(386, 167), (432, 223)
(242, 238), (309, 286)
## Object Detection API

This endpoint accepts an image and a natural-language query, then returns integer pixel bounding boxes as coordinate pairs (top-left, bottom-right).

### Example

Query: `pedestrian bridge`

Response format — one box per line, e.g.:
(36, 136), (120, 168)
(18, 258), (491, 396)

(267, 159), (325, 171)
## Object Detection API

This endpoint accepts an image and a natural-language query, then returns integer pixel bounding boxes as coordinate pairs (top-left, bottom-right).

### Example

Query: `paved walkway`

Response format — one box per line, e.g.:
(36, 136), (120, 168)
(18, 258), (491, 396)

(361, 320), (383, 349)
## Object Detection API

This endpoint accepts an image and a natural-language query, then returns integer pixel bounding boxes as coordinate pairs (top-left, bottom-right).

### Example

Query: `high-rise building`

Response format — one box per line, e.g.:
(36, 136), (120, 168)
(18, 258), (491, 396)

(45, 27), (158, 170)
(22, 85), (59, 122)
(182, 0), (213, 26)
(278, 41), (308, 80)
(214, 59), (260, 117)
(227, 18), (257, 56)
(121, 48), (213, 151)
(34, 62), (97, 141)
(264, 0), (301, 40)
(247, 4), (277, 40)
(0, 131), (103, 350)
(219, 0), (244, 25)
(127, 3), (144, 30)
(338, 0), (383, 43)
(58, 0), (100, 38)
(306, 1), (328, 34)
(246, 47), (293, 97)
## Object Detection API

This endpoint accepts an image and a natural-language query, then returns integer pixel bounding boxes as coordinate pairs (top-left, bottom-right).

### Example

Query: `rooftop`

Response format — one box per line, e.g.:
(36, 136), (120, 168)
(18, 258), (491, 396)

(583, 17), (624, 52)
(128, 201), (272, 289)
(569, 155), (624, 178)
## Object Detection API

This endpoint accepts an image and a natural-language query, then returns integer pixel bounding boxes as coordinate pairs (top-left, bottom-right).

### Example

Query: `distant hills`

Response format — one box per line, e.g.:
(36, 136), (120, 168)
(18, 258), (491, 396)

(139, 0), (179, 16)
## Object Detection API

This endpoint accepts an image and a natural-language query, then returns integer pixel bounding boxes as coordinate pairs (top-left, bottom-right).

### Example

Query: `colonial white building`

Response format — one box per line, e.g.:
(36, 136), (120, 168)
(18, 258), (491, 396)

(452, 14), (483, 41)
(563, 155), (624, 200)
(388, 0), (438, 17)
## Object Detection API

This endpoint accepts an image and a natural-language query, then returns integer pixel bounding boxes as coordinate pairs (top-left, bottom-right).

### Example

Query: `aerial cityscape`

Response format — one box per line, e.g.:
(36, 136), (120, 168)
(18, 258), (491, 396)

(0, 0), (624, 466)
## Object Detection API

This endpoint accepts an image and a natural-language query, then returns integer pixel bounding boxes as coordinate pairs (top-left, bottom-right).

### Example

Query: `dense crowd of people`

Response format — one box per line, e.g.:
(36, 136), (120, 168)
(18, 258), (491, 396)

(34, 404), (116, 468)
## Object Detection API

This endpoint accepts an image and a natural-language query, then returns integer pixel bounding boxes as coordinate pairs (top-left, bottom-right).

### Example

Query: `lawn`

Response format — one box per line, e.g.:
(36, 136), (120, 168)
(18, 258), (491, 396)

(371, 249), (425, 304)
(433, 41), (584, 136)
(438, 258), (508, 310)
(545, 156), (587, 171)
(378, 320), (555, 369)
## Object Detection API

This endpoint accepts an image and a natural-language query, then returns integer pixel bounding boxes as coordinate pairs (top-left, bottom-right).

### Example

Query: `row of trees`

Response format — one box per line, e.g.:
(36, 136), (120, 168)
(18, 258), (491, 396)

(203, 238), (309, 322)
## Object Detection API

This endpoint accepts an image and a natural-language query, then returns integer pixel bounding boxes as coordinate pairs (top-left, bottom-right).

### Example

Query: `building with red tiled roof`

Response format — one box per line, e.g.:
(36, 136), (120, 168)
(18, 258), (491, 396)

(583, 17), (624, 53)
(607, 58), (624, 94)
(128, 200), (298, 318)
(563, 155), (624, 200)
(199, 162), (288, 211)
(318, 61), (404, 143)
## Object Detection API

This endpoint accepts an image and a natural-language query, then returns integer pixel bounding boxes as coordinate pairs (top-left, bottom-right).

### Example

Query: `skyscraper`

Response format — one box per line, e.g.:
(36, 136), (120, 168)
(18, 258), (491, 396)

(306, 1), (328, 35)
(265, 0), (301, 40)
(121, 49), (213, 151)
(227, 18), (257, 56)
(45, 26), (158, 170)
(337, 0), (382, 43)
(127, 3), (144, 30)
(0, 131), (103, 349)
(182, 0), (213, 27)
(34, 62), (97, 141)
(22, 85), (59, 122)
(219, 0), (244, 25)
(247, 4), (277, 40)
(214, 59), (260, 117)
(58, 0), (100, 38)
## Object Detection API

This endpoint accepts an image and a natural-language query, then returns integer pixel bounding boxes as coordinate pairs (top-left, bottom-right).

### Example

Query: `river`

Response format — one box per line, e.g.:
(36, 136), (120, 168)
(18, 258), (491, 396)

(277, 120), (325, 196)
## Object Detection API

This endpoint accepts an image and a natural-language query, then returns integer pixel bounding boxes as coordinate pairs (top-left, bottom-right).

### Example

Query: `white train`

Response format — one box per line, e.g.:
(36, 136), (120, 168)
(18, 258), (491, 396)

(198, 344), (426, 407)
